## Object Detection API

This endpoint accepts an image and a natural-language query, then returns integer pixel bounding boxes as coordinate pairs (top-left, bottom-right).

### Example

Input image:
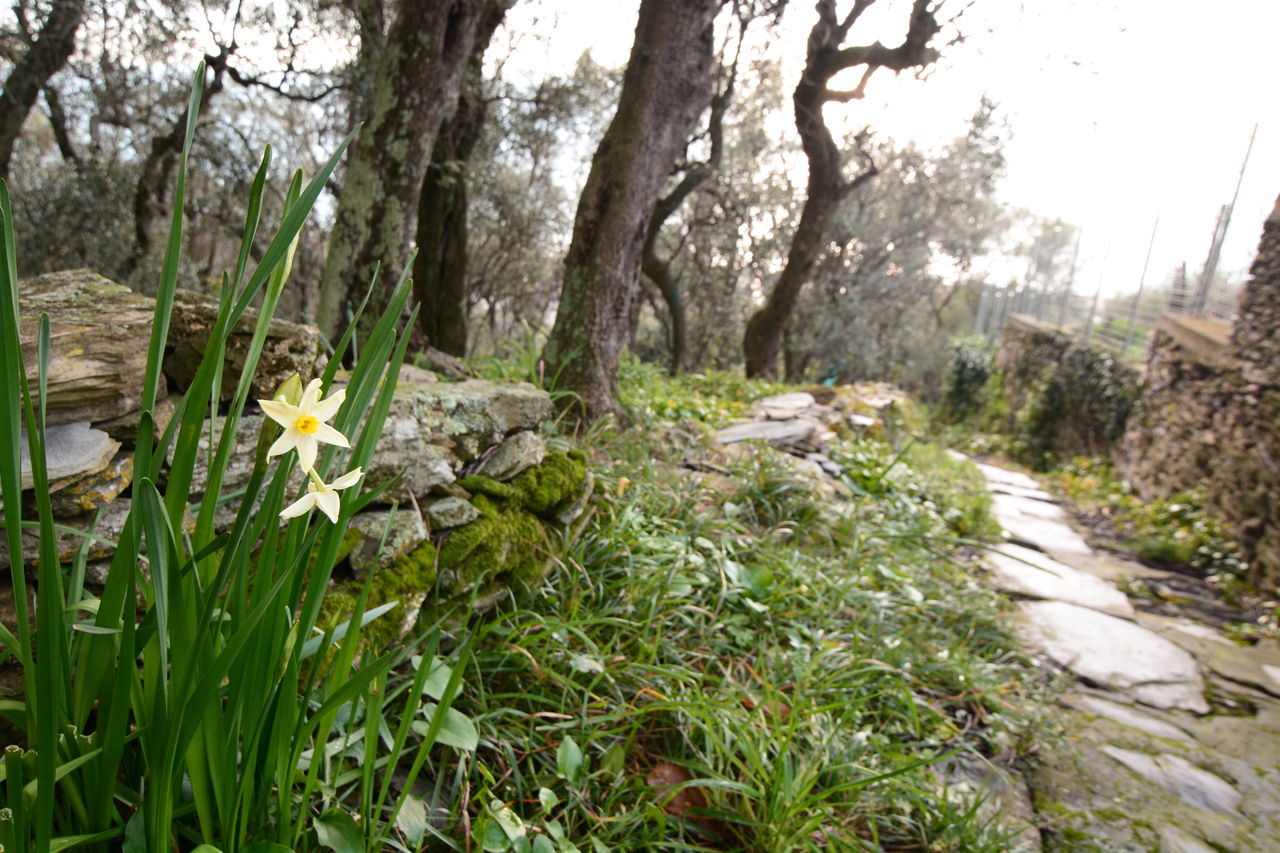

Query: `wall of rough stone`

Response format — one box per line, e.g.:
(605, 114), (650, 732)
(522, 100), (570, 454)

(995, 314), (1072, 412)
(1119, 196), (1280, 589)
(995, 314), (1140, 466)
(1, 270), (592, 652)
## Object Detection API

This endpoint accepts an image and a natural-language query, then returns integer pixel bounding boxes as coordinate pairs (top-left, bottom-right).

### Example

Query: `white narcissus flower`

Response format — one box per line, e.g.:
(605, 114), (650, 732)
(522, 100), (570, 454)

(280, 467), (364, 523)
(258, 378), (350, 472)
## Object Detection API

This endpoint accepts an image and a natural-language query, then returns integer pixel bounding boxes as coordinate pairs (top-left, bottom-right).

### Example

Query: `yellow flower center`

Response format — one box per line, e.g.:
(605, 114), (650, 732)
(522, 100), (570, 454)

(295, 414), (320, 435)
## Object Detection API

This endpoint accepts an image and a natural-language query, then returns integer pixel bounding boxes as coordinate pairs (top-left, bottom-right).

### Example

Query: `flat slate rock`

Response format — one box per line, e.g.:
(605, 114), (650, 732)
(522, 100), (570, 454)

(988, 543), (1134, 617)
(1136, 612), (1280, 698)
(166, 289), (329, 403)
(716, 418), (819, 446)
(976, 462), (1043, 492)
(478, 431), (545, 481)
(751, 391), (816, 420)
(1055, 550), (1175, 583)
(18, 270), (153, 426)
(992, 492), (1069, 522)
(346, 509), (431, 578)
(19, 421), (119, 491)
(1101, 747), (1242, 815)
(1015, 600), (1209, 713)
(1063, 693), (1193, 743)
(425, 497), (480, 530)
(990, 482), (1058, 502)
(49, 449), (133, 515)
(995, 506), (1093, 556)
(1157, 825), (1218, 853)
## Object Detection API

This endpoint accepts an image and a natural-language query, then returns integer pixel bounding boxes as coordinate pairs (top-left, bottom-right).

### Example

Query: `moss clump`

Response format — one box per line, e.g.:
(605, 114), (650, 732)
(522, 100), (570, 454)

(437, 493), (548, 597)
(319, 539), (439, 650)
(320, 449), (589, 643)
(459, 450), (588, 517)
(457, 474), (520, 502)
(508, 449), (588, 514)
(439, 451), (588, 599)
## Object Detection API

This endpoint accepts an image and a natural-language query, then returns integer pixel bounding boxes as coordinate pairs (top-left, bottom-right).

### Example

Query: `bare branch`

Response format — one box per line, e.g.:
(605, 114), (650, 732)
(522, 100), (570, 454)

(824, 65), (876, 102)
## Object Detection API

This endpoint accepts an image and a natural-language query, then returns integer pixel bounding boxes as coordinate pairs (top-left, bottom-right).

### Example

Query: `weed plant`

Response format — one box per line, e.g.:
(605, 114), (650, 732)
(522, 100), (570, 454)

(0, 67), (479, 852)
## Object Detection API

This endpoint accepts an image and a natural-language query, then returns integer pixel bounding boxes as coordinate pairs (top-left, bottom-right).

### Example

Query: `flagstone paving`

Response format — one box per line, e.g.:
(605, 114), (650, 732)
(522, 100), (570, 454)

(989, 543), (1135, 618)
(960, 455), (1280, 852)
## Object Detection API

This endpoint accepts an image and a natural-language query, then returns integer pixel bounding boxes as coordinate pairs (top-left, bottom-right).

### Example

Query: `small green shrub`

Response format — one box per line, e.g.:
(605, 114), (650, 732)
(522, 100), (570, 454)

(940, 335), (996, 422)
(1011, 342), (1138, 470)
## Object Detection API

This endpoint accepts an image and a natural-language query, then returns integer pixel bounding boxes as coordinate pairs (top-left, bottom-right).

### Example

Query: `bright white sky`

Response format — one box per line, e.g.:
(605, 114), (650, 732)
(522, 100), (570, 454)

(502, 0), (1280, 298)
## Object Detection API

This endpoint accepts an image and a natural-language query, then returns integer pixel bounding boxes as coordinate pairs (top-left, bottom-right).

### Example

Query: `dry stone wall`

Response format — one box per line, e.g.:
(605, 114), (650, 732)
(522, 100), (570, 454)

(1119, 196), (1280, 589)
(995, 314), (1139, 467)
(1, 270), (590, 647)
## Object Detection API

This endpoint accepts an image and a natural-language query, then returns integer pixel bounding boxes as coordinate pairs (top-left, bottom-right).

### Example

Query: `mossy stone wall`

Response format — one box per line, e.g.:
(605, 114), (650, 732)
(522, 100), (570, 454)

(994, 314), (1140, 469)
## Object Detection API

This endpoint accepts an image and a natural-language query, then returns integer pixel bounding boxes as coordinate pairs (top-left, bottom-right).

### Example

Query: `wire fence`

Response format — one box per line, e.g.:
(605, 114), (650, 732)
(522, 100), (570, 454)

(974, 264), (1243, 365)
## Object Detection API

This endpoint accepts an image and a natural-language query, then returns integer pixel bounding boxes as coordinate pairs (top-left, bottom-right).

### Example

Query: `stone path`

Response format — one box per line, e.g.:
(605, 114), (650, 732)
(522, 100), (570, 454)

(956, 453), (1280, 853)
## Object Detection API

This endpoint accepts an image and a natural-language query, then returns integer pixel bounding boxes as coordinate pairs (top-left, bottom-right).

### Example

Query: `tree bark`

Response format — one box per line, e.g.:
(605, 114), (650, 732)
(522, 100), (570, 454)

(316, 0), (494, 342)
(0, 0), (86, 179)
(742, 0), (941, 378)
(641, 62), (735, 376)
(542, 0), (722, 421)
(413, 0), (508, 357)
(123, 51), (231, 280)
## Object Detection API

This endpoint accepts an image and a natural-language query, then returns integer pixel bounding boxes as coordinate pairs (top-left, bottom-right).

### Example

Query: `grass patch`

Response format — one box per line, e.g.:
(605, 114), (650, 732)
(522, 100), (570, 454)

(421, 361), (1046, 851)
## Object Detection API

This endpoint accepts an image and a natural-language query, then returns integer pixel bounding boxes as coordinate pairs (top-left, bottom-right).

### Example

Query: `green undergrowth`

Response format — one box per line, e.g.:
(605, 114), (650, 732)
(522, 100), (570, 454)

(404, 361), (1046, 851)
(1051, 456), (1248, 588)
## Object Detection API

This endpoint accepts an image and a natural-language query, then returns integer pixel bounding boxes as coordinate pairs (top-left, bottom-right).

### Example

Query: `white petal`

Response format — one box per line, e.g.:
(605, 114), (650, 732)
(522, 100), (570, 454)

(301, 378), (325, 410)
(329, 468), (364, 491)
(267, 428), (299, 459)
(309, 387), (346, 422)
(311, 422), (350, 449)
(296, 435), (319, 472)
(259, 398), (301, 429)
(279, 492), (317, 519)
(314, 489), (341, 523)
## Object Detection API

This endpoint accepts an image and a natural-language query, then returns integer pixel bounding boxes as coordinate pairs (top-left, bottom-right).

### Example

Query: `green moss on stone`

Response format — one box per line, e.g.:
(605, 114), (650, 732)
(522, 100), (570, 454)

(457, 474), (520, 502)
(320, 449), (588, 644)
(437, 493), (547, 596)
(319, 539), (439, 650)
(459, 451), (587, 515)
(507, 449), (587, 514)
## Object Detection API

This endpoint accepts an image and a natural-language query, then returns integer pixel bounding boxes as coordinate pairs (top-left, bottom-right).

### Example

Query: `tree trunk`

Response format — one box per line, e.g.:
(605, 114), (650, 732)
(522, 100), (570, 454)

(0, 0), (86, 179)
(124, 52), (230, 281)
(413, 0), (508, 357)
(742, 0), (941, 378)
(642, 253), (688, 376)
(542, 0), (722, 421)
(316, 0), (494, 342)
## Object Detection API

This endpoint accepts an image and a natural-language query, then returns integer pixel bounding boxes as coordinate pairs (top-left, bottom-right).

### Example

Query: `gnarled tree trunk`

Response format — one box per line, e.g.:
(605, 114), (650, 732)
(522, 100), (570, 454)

(413, 0), (508, 357)
(316, 0), (497, 342)
(542, 0), (722, 421)
(742, 0), (941, 378)
(0, 0), (85, 179)
(641, 60), (735, 377)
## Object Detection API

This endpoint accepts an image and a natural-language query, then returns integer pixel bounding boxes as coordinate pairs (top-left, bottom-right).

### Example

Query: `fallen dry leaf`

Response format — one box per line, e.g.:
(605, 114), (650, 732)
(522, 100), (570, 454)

(646, 761), (707, 817)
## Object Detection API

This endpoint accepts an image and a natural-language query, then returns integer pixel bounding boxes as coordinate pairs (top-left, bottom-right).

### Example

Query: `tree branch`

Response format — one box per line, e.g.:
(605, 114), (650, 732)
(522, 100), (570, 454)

(43, 84), (79, 166)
